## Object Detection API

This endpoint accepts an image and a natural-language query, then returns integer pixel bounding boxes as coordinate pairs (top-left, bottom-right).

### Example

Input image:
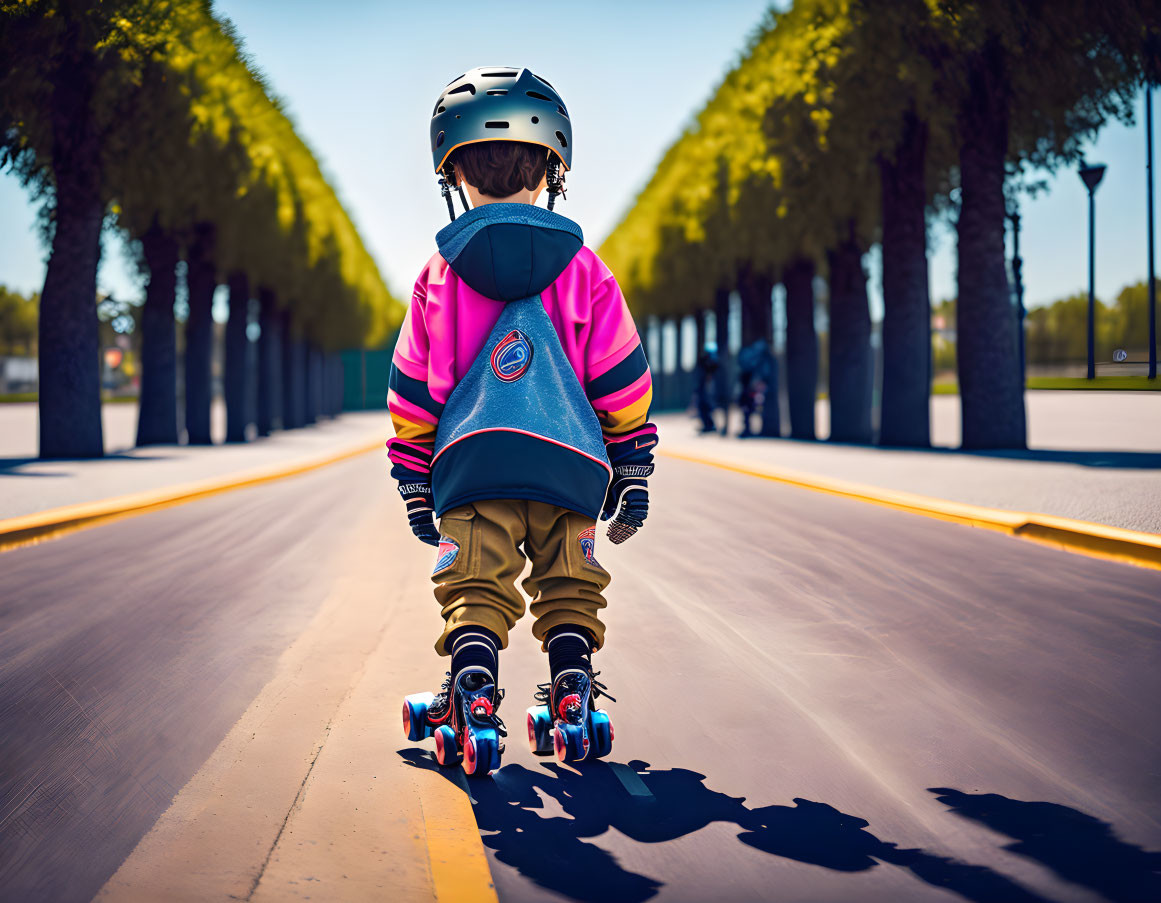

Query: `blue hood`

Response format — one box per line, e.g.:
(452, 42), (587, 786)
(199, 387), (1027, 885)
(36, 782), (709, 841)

(435, 203), (584, 302)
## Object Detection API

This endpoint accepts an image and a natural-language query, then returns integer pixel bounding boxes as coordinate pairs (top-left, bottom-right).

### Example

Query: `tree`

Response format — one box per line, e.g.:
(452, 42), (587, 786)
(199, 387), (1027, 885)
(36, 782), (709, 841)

(184, 222), (216, 445)
(826, 224), (872, 442)
(255, 286), (281, 435)
(928, 0), (1150, 448)
(878, 111), (933, 445)
(135, 221), (180, 444)
(1, 0), (171, 457)
(224, 270), (251, 442)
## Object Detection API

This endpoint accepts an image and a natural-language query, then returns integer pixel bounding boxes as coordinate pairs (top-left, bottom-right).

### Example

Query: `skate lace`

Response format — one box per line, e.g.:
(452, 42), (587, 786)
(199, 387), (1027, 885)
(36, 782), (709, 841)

(534, 670), (616, 706)
(485, 688), (509, 737)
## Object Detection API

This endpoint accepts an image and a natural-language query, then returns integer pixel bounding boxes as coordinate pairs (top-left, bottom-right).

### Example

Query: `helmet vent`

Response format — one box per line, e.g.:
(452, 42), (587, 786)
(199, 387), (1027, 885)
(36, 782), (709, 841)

(531, 116), (539, 124)
(482, 69), (517, 77)
(557, 105), (569, 119)
(555, 131), (568, 148)
(448, 83), (475, 96)
(484, 121), (510, 129)
(533, 73), (556, 90)
(525, 90), (553, 102)
(486, 89), (508, 95)
(435, 131), (445, 148)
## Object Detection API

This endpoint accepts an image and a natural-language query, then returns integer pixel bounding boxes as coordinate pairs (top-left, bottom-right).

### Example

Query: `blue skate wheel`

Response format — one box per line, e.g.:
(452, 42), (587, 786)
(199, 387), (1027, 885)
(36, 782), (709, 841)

(526, 706), (553, 755)
(434, 725), (461, 767)
(589, 709), (613, 759)
(464, 727), (501, 777)
(402, 692), (435, 742)
(554, 723), (588, 763)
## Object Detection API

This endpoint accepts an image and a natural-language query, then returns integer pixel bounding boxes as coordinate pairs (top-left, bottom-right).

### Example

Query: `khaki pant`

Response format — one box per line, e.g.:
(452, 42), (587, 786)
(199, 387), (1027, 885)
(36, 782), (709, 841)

(431, 499), (611, 655)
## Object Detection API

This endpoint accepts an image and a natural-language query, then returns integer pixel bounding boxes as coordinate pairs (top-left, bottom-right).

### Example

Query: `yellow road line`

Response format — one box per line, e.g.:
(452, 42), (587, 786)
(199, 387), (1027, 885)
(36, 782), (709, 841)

(418, 769), (499, 903)
(0, 438), (384, 554)
(662, 449), (1161, 572)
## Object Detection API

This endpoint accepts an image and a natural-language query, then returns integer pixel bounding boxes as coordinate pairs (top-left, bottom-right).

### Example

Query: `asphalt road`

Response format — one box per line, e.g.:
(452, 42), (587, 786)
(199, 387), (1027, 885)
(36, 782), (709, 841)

(2, 451), (1159, 903)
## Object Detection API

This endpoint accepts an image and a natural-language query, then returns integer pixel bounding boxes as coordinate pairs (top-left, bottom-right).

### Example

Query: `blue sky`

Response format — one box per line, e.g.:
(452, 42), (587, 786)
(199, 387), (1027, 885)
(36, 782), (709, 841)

(0, 0), (1156, 318)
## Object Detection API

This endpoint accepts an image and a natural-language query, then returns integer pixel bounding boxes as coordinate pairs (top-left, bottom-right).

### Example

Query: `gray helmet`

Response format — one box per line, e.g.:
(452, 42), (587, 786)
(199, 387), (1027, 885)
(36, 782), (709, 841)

(430, 66), (572, 175)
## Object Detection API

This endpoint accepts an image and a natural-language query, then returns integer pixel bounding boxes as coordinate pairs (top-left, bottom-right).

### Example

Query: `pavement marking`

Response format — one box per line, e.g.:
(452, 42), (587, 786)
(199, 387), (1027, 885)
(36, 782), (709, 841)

(0, 438), (384, 554)
(663, 449), (1161, 571)
(608, 762), (655, 799)
(416, 769), (498, 903)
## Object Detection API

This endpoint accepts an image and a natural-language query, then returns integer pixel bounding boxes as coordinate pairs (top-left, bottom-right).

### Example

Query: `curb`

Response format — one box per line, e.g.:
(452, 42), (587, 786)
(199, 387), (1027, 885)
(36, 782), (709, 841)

(0, 438), (384, 554)
(661, 449), (1161, 572)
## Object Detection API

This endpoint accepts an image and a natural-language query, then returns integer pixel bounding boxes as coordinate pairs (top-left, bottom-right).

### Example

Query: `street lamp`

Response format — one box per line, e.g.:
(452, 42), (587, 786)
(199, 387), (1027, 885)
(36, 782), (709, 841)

(1079, 162), (1106, 380)
(1007, 196), (1026, 386)
(1146, 84), (1156, 380)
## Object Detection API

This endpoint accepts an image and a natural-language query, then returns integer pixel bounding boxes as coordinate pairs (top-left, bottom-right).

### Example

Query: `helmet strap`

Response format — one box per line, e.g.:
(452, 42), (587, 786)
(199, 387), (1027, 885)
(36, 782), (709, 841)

(438, 174), (456, 222)
(546, 157), (566, 211)
(438, 165), (473, 221)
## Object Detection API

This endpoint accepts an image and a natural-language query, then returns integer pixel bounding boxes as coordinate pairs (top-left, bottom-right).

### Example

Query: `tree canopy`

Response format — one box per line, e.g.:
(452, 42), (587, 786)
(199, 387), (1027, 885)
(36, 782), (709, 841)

(1, 0), (401, 351)
(599, 0), (1154, 319)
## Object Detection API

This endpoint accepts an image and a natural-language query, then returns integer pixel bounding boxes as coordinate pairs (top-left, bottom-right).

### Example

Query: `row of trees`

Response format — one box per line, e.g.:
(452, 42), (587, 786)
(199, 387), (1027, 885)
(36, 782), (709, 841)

(600, 0), (1158, 448)
(1025, 279), (1160, 367)
(1, 0), (400, 457)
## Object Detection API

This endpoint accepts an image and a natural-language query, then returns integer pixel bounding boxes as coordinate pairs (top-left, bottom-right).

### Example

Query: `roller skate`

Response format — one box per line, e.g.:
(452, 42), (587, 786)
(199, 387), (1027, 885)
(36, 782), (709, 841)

(402, 665), (506, 776)
(527, 660), (614, 764)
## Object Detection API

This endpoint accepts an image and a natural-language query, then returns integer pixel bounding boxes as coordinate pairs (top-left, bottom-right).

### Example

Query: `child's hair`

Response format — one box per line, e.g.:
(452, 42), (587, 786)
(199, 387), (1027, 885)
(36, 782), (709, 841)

(450, 141), (547, 198)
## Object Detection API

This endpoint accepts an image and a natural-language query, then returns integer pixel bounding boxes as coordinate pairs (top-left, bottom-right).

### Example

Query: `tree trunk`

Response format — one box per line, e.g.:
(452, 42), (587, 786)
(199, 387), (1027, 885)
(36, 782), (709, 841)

(224, 270), (251, 443)
(256, 288), (281, 436)
(38, 48), (105, 459)
(879, 111), (932, 447)
(280, 312), (301, 429)
(135, 222), (179, 446)
(332, 355), (343, 417)
(784, 257), (818, 440)
(737, 264), (770, 346)
(759, 283), (780, 437)
(184, 224), (216, 445)
(956, 38), (1026, 449)
(826, 229), (873, 444)
(713, 287), (730, 433)
(303, 343), (318, 425)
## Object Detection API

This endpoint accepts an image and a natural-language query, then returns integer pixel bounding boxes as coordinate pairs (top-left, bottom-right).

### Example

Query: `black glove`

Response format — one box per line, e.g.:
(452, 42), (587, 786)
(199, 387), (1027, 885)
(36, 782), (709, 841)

(601, 463), (653, 544)
(600, 426), (658, 545)
(398, 480), (441, 546)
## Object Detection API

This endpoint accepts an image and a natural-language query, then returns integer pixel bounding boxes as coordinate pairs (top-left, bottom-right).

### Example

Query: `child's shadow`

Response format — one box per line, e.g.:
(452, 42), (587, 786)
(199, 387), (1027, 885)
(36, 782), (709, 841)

(398, 750), (1062, 903)
(930, 787), (1161, 903)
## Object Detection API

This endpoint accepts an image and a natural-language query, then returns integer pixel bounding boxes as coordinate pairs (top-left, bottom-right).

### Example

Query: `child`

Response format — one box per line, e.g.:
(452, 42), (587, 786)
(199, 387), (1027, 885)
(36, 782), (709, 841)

(394, 67), (656, 775)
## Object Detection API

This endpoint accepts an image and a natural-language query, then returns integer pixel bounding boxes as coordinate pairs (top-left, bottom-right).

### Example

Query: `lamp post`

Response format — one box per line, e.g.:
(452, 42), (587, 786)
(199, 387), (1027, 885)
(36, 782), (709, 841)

(1007, 199), (1026, 386)
(1146, 84), (1156, 380)
(1079, 162), (1107, 380)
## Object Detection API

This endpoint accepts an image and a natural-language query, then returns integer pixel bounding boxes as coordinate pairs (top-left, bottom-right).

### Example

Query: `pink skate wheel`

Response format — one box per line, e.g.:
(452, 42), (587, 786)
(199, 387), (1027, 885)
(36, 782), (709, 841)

(402, 701), (411, 736)
(554, 726), (566, 762)
(464, 736), (477, 774)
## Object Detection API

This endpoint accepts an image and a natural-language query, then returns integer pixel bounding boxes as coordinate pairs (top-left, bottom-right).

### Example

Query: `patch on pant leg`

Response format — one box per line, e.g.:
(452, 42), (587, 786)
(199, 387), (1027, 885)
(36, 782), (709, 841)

(578, 526), (599, 567)
(434, 536), (460, 574)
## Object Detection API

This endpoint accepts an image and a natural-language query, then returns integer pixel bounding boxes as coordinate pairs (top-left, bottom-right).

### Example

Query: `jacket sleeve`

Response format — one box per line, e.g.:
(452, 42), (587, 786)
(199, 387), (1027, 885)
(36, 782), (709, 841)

(386, 282), (444, 482)
(583, 272), (658, 465)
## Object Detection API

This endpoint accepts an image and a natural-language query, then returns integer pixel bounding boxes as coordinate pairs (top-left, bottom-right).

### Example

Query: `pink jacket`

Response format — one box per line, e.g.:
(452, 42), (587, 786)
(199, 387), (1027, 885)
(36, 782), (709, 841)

(388, 246), (654, 476)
